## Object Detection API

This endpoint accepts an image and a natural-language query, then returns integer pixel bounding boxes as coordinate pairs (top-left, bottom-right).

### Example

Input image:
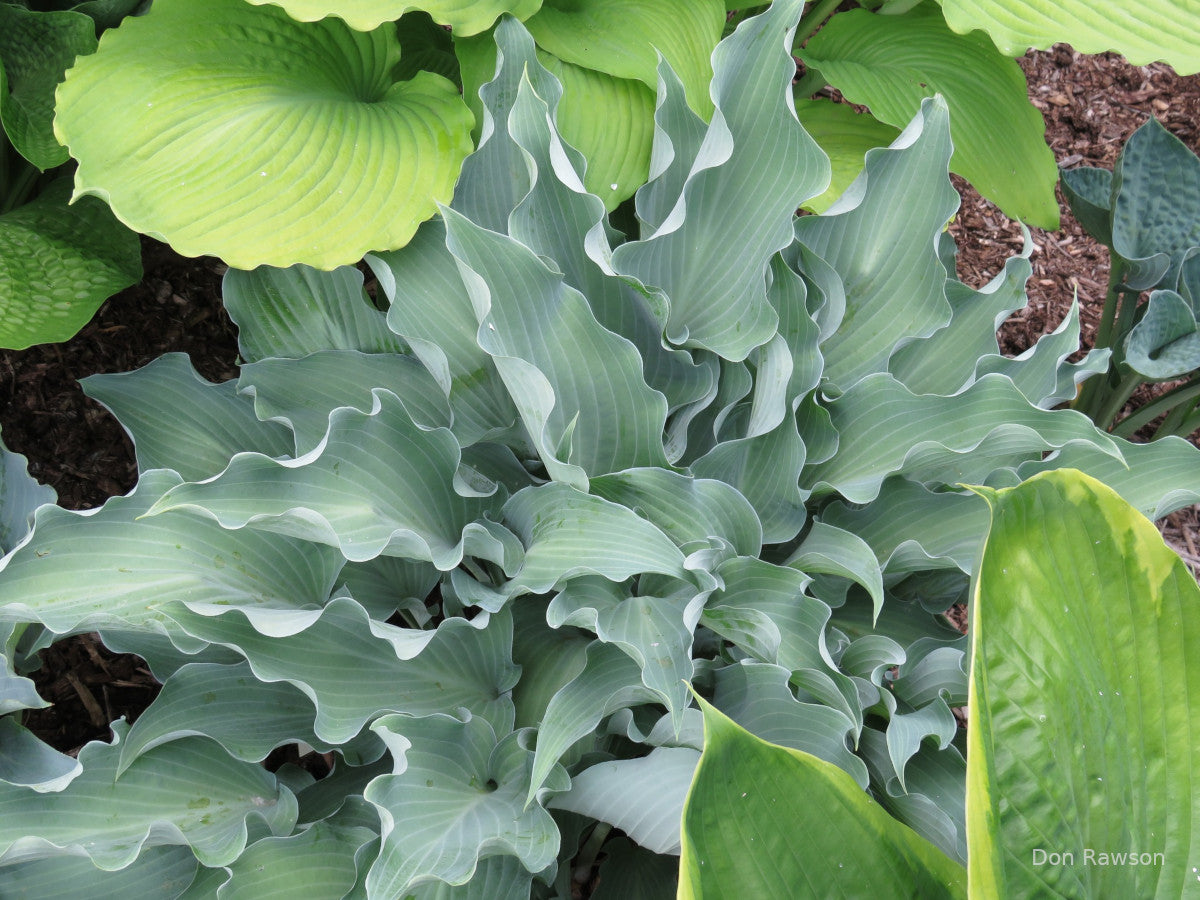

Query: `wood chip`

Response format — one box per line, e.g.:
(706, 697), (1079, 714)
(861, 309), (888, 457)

(64, 671), (108, 729)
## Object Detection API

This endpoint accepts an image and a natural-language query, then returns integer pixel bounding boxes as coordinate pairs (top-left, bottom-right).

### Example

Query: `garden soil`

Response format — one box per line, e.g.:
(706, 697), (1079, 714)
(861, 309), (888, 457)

(2, 47), (1198, 755)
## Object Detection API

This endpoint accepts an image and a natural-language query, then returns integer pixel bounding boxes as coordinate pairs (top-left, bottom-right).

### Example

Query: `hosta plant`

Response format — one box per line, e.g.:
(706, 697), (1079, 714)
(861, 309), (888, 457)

(3, 3), (1200, 896)
(51, 0), (725, 269)
(0, 0), (142, 349)
(1063, 117), (1200, 438)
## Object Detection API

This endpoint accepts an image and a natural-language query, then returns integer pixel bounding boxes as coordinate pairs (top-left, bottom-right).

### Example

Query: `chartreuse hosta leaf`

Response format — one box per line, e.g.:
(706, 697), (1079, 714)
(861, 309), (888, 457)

(249, 0), (540, 33)
(794, 97), (956, 391)
(82, 354), (294, 482)
(0, 177), (142, 350)
(793, 99), (901, 213)
(55, 0), (474, 269)
(940, 0), (1200, 73)
(522, 0), (722, 119)
(967, 469), (1200, 898)
(0, 470), (343, 641)
(799, 3), (1059, 228)
(0, 4), (97, 170)
(363, 713), (566, 897)
(0, 722), (297, 869)
(679, 696), (967, 898)
(612, 0), (829, 361)
(149, 391), (500, 567)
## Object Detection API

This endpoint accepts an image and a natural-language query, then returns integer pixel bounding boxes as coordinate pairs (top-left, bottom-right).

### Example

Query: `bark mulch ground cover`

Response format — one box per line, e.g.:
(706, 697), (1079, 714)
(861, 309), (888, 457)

(2, 46), (1198, 755)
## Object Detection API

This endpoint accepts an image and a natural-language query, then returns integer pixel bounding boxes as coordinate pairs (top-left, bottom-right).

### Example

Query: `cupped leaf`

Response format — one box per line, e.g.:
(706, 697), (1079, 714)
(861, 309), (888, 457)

(1060, 166), (1113, 246)
(250, 0), (541, 34)
(1110, 117), (1200, 290)
(0, 3), (97, 170)
(0, 177), (140, 350)
(55, 0), (474, 269)
(364, 714), (565, 897)
(968, 469), (1200, 898)
(522, 0), (723, 118)
(1123, 288), (1200, 379)
(678, 696), (967, 898)
(799, 3), (1059, 227)
(0, 717), (81, 793)
(940, 0), (1200, 74)
(214, 819), (374, 900)
(0, 722), (297, 869)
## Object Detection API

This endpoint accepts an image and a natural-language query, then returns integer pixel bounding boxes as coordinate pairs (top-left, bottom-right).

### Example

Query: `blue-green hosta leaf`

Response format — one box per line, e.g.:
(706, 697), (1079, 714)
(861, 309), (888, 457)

(0, 177), (141, 350)
(968, 470), (1200, 897)
(820, 479), (988, 576)
(116, 662), (324, 775)
(55, 0), (473, 269)
(691, 412), (809, 543)
(239, 351), (451, 456)
(0, 722), (297, 869)
(443, 205), (669, 483)
(799, 3), (1059, 228)
(212, 819), (376, 900)
(368, 219), (519, 447)
(0, 428), (54, 555)
(0, 4), (97, 170)
(502, 483), (687, 595)
(337, 555), (440, 624)
(167, 598), (519, 745)
(550, 747), (701, 855)
(882, 699), (958, 794)
(222, 264), (405, 365)
(793, 99), (903, 213)
(250, 0), (540, 34)
(976, 299), (1111, 406)
(794, 97), (956, 391)
(712, 660), (868, 787)
(785, 521), (884, 622)
(767, 253), (825, 405)
(0, 846), (200, 900)
(678, 697), (967, 899)
(590, 468), (762, 557)
(462, 28), (719, 429)
(0, 717), (81, 792)
(858, 726), (967, 865)
(81, 354), (293, 481)
(528, 642), (659, 803)
(1124, 289), (1200, 379)
(1110, 117), (1200, 289)
(510, 599), (591, 730)
(635, 56), (709, 235)
(611, 0), (829, 361)
(523, 0), (722, 118)
(364, 714), (566, 898)
(549, 585), (702, 732)
(889, 252), (1032, 397)
(940, 0), (1200, 74)
(401, 855), (537, 900)
(150, 391), (499, 568)
(0, 470), (343, 640)
(804, 373), (1121, 504)
(0, 624), (46, 717)
(1017, 436), (1200, 520)
(1060, 166), (1114, 247)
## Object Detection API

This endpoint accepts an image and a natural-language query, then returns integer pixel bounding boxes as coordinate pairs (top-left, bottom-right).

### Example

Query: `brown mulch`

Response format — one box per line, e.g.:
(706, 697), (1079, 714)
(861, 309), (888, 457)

(3, 47), (1200, 754)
